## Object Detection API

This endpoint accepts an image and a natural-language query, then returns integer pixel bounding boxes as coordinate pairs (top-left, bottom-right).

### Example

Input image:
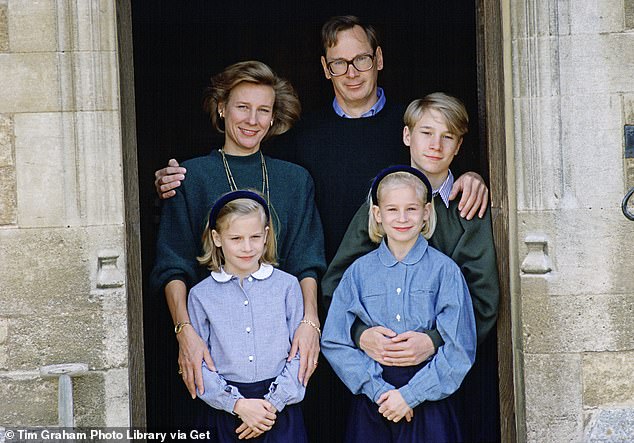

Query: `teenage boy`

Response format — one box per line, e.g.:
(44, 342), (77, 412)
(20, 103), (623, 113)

(321, 93), (500, 442)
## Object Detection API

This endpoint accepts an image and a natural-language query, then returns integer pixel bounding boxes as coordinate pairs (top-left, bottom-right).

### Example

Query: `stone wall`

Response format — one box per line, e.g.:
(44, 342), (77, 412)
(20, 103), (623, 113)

(0, 0), (128, 426)
(511, 0), (634, 441)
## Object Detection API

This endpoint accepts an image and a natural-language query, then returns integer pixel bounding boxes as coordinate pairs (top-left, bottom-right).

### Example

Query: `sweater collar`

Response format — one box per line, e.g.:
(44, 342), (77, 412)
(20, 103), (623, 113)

(211, 263), (274, 282)
(377, 235), (428, 267)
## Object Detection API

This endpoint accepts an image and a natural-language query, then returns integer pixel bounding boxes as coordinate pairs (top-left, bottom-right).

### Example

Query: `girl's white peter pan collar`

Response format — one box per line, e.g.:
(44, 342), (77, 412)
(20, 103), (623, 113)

(210, 263), (274, 283)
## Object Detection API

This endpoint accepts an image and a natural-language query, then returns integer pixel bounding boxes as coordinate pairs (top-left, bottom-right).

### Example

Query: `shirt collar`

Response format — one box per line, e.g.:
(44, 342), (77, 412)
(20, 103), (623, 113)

(433, 170), (454, 208)
(210, 263), (274, 283)
(377, 234), (429, 267)
(333, 87), (386, 118)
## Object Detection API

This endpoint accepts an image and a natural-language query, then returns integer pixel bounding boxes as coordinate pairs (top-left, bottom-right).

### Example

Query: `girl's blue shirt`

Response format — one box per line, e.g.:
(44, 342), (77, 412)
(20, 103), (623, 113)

(188, 263), (305, 414)
(321, 235), (476, 409)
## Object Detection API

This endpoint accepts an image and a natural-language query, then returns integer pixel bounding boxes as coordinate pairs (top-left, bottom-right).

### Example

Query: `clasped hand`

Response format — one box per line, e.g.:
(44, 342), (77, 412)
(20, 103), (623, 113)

(359, 326), (435, 366)
(234, 398), (277, 440)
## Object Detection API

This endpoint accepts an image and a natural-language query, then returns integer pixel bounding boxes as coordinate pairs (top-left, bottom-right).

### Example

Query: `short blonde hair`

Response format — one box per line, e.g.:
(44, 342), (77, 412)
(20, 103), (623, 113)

(203, 60), (301, 140)
(368, 172), (437, 243)
(198, 195), (278, 272)
(404, 92), (469, 138)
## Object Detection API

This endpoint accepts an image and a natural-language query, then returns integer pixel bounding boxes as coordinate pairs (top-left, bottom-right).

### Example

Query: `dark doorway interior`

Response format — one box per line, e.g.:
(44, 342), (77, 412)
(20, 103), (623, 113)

(132, 0), (492, 440)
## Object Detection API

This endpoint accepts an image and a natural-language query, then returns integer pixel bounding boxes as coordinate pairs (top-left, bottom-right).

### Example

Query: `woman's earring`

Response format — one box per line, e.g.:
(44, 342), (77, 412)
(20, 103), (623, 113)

(270, 119), (274, 127)
(218, 109), (224, 119)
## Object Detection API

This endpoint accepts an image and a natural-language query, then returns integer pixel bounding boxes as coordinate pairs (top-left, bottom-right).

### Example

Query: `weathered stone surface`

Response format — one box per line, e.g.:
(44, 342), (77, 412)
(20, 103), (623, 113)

(74, 371), (106, 427)
(559, 33), (634, 95)
(518, 210), (634, 297)
(625, 93), (634, 124)
(0, 53), (59, 113)
(0, 226), (125, 317)
(522, 291), (634, 353)
(0, 375), (58, 426)
(568, 0), (624, 34)
(583, 352), (634, 407)
(0, 165), (16, 224)
(585, 408), (634, 442)
(104, 368), (130, 426)
(58, 51), (119, 112)
(510, 0), (553, 39)
(524, 353), (583, 442)
(626, 0), (634, 29)
(9, 313), (106, 370)
(559, 94), (623, 205)
(14, 112), (124, 227)
(67, 0), (116, 52)
(7, 0), (57, 52)
(0, 344), (7, 369)
(0, 113), (13, 166)
(0, 319), (7, 344)
(0, 1), (8, 52)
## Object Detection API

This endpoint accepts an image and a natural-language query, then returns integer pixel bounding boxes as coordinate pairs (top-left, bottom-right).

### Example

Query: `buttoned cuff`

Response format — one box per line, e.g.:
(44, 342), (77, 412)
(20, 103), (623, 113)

(220, 385), (244, 415)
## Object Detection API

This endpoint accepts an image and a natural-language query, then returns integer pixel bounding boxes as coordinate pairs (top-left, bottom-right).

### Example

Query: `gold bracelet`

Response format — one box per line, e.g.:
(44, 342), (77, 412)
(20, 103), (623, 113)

(174, 321), (191, 335)
(300, 319), (321, 338)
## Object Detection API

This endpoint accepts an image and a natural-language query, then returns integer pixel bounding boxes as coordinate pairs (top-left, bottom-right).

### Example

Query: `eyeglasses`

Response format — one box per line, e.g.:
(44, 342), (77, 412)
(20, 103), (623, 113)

(326, 53), (375, 76)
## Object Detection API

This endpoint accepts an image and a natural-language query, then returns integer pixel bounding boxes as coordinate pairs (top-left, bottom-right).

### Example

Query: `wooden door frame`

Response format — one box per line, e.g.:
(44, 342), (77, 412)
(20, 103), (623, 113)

(116, 0), (147, 427)
(476, 1), (517, 441)
(116, 0), (517, 436)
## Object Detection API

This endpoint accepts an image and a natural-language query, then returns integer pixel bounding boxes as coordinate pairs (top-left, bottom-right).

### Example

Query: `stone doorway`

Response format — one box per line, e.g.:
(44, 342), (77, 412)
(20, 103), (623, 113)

(117, 0), (514, 440)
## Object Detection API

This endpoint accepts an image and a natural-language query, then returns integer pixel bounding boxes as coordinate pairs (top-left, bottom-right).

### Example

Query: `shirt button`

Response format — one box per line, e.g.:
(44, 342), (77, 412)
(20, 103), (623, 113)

(396, 314), (401, 322)
(248, 277), (253, 282)
(396, 288), (402, 294)
(246, 327), (251, 333)
(244, 300), (249, 306)
(248, 355), (254, 362)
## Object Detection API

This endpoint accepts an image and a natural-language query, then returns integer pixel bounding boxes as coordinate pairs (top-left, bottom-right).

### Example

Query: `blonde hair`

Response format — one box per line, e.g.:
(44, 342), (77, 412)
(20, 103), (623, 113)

(198, 196), (278, 272)
(404, 92), (469, 138)
(368, 172), (437, 243)
(203, 60), (301, 140)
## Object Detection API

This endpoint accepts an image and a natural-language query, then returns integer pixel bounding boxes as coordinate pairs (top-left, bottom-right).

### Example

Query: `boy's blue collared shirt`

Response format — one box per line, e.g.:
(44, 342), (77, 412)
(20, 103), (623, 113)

(322, 235), (476, 409)
(187, 264), (306, 413)
(434, 170), (454, 208)
(333, 87), (386, 118)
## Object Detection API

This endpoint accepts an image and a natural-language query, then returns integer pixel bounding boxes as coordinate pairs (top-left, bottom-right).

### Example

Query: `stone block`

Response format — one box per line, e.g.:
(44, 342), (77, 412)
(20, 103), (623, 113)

(521, 291), (634, 353)
(58, 51), (119, 112)
(559, 33), (634, 95)
(74, 371), (106, 427)
(513, 96), (564, 210)
(0, 113), (14, 166)
(0, 165), (16, 224)
(518, 210), (634, 297)
(625, 93), (634, 124)
(568, 0), (624, 34)
(524, 353), (583, 442)
(583, 352), (634, 407)
(14, 111), (124, 227)
(0, 226), (125, 317)
(510, 0), (553, 39)
(0, 2), (8, 52)
(7, 0), (57, 52)
(626, 0), (634, 29)
(585, 408), (634, 441)
(104, 368), (130, 426)
(560, 94), (623, 205)
(0, 53), (59, 113)
(75, 111), (124, 226)
(0, 344), (7, 369)
(65, 0), (116, 52)
(0, 375), (58, 426)
(8, 313), (106, 370)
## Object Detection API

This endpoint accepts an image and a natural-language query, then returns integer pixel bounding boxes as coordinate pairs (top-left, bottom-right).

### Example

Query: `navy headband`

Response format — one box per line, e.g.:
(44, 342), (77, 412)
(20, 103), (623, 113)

(370, 165), (433, 205)
(209, 190), (270, 229)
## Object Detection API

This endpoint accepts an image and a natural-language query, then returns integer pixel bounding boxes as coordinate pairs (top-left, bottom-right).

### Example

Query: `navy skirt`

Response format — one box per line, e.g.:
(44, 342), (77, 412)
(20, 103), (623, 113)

(198, 377), (307, 443)
(345, 363), (463, 443)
